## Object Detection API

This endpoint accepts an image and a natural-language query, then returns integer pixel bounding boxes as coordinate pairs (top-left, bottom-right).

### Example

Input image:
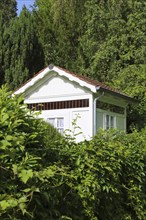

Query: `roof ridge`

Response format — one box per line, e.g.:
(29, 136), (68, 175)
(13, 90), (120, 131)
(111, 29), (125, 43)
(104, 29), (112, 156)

(14, 65), (135, 102)
(55, 65), (128, 97)
(14, 66), (48, 93)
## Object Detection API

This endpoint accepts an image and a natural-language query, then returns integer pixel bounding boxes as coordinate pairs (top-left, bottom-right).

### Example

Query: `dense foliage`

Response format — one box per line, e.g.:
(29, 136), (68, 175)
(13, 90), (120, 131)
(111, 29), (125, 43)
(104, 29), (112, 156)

(0, 0), (145, 129)
(4, 6), (44, 89)
(0, 87), (146, 220)
(0, 86), (63, 219)
(0, 0), (17, 23)
(0, 1), (146, 219)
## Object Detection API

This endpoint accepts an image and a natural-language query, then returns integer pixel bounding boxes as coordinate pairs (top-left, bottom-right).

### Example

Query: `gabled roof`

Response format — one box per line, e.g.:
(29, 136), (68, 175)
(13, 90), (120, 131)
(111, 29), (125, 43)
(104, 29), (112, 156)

(14, 64), (135, 103)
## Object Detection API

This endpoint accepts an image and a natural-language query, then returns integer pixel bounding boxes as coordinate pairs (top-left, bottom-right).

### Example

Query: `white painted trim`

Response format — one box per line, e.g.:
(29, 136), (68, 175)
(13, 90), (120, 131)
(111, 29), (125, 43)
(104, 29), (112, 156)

(103, 113), (116, 130)
(24, 93), (91, 103)
(24, 74), (57, 97)
(53, 66), (96, 93)
(124, 107), (127, 130)
(47, 117), (64, 134)
(93, 92), (104, 135)
(90, 95), (94, 138)
(14, 67), (50, 94)
(14, 66), (97, 95)
(97, 108), (126, 131)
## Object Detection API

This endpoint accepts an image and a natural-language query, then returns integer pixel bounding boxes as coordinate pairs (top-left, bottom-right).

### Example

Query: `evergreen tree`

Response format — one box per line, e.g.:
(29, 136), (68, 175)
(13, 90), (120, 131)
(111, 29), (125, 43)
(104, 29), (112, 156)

(0, 17), (6, 84)
(4, 7), (44, 90)
(0, 0), (17, 85)
(34, 0), (57, 66)
(0, 0), (145, 130)
(0, 0), (17, 22)
(35, 0), (85, 71)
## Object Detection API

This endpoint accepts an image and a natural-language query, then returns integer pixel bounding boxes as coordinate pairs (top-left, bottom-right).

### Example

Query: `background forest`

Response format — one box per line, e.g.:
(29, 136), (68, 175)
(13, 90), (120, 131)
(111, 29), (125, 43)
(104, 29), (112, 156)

(0, 1), (146, 219)
(0, 0), (145, 130)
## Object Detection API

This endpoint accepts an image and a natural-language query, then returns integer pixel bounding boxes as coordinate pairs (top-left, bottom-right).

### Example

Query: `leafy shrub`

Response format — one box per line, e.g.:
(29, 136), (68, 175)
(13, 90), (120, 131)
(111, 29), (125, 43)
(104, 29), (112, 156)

(0, 86), (64, 219)
(1, 85), (146, 220)
(33, 128), (146, 220)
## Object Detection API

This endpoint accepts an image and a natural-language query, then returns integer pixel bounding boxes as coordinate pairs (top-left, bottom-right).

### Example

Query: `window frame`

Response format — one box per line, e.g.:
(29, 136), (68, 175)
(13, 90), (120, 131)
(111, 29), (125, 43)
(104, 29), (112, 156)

(104, 113), (116, 130)
(47, 117), (64, 134)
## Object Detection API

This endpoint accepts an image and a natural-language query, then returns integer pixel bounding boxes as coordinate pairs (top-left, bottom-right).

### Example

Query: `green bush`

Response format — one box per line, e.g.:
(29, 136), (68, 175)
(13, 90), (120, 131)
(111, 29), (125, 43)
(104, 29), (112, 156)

(78, 129), (146, 219)
(0, 86), (64, 219)
(1, 85), (146, 220)
(33, 128), (146, 220)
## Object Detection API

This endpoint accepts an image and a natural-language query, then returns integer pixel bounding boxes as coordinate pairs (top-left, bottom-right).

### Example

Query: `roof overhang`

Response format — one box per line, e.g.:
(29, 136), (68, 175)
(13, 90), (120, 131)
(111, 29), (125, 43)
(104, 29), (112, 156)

(97, 87), (137, 104)
(14, 65), (97, 95)
(14, 64), (137, 105)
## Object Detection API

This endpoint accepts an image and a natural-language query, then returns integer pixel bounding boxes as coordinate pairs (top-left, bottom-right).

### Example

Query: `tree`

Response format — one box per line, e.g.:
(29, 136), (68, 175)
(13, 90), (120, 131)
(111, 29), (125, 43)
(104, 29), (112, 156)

(77, 0), (109, 74)
(0, 0), (17, 86)
(4, 7), (45, 90)
(113, 64), (146, 130)
(77, 0), (146, 130)
(0, 0), (17, 23)
(35, 0), (85, 71)
(0, 17), (6, 85)
(79, 0), (146, 82)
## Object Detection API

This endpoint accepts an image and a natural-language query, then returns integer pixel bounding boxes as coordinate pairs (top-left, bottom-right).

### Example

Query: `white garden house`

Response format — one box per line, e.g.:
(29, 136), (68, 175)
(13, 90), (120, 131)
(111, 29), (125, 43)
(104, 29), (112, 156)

(14, 65), (135, 142)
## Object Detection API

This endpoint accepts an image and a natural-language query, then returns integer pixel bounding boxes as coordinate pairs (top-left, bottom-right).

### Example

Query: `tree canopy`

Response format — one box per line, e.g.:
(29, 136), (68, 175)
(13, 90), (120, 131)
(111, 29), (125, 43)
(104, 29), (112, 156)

(4, 7), (44, 89)
(0, 0), (17, 22)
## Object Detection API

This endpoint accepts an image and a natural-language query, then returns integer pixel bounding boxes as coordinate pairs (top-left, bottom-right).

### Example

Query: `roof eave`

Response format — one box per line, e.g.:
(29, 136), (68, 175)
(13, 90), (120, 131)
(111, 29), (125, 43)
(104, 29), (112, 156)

(14, 67), (50, 95)
(97, 87), (138, 104)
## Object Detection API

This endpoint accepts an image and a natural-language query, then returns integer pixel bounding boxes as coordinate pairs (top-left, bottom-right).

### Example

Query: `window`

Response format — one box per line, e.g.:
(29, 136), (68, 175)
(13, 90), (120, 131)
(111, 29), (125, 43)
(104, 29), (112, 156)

(104, 114), (116, 130)
(47, 117), (64, 134)
(57, 118), (64, 134)
(48, 118), (55, 126)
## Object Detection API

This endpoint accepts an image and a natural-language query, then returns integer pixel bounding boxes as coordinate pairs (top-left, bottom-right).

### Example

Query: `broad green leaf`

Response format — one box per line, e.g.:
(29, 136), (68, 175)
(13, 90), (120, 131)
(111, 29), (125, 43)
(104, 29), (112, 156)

(0, 200), (9, 210)
(19, 169), (33, 183)
(0, 140), (11, 149)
